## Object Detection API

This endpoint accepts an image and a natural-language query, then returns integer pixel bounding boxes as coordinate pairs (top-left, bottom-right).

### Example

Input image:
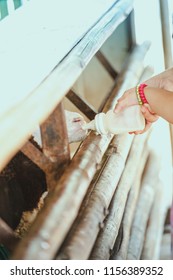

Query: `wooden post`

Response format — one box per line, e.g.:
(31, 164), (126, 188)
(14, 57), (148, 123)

(57, 133), (133, 260)
(141, 182), (168, 259)
(112, 148), (149, 260)
(95, 51), (118, 79)
(21, 103), (70, 190)
(67, 89), (97, 120)
(40, 103), (70, 190)
(126, 152), (161, 260)
(90, 133), (149, 260)
(159, 0), (173, 163)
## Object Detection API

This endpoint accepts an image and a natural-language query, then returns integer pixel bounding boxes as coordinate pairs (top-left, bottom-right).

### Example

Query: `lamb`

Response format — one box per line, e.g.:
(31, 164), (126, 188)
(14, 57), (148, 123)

(32, 110), (88, 146)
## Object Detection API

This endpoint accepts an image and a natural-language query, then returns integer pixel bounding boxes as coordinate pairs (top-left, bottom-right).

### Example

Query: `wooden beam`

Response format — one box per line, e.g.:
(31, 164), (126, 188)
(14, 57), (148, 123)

(95, 51), (118, 79)
(66, 89), (97, 120)
(99, 41), (151, 113)
(21, 140), (49, 174)
(22, 103), (70, 190)
(40, 103), (70, 190)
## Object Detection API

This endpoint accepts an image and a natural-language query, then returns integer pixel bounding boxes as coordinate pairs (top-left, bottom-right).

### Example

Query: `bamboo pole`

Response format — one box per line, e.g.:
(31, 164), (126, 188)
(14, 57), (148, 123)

(159, 0), (173, 68)
(141, 182), (168, 259)
(90, 133), (149, 260)
(126, 152), (161, 260)
(159, 0), (173, 163)
(110, 66), (154, 260)
(112, 147), (149, 260)
(56, 133), (133, 260)
(11, 42), (150, 260)
(140, 123), (172, 260)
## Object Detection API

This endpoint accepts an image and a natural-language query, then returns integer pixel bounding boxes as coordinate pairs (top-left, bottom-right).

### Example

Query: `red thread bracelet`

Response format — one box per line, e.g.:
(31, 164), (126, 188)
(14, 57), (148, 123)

(138, 83), (148, 104)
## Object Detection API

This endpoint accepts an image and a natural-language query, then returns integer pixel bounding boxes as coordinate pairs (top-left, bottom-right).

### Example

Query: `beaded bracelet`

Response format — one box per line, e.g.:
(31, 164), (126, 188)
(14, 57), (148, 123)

(136, 83), (148, 105)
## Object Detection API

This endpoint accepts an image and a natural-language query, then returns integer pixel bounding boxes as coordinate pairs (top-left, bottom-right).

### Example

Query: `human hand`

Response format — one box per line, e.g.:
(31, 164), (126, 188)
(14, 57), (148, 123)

(130, 104), (159, 135)
(114, 87), (137, 113)
(114, 88), (159, 135)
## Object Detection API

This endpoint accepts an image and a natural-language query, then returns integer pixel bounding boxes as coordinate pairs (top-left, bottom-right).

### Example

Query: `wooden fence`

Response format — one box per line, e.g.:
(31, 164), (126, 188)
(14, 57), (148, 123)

(0, 0), (172, 260)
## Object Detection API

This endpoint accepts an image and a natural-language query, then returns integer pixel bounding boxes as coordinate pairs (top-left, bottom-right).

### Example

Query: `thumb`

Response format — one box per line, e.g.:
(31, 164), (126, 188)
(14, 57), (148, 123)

(114, 101), (123, 113)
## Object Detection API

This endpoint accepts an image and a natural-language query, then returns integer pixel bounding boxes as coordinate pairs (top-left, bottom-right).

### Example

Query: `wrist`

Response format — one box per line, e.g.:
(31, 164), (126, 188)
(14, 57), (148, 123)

(136, 84), (148, 105)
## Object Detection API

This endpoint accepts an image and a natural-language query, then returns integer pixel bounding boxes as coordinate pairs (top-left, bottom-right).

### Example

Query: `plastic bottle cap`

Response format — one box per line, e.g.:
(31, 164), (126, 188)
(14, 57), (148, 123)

(95, 113), (108, 134)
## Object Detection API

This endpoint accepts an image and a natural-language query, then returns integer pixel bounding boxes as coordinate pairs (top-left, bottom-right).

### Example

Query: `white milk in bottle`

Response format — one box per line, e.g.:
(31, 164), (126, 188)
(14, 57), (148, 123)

(82, 105), (145, 135)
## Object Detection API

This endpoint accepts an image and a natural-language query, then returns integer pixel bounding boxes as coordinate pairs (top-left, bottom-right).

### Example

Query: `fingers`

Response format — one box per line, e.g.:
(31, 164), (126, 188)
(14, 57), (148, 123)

(128, 104), (158, 135)
(113, 87), (159, 135)
(137, 121), (152, 134)
(114, 95), (128, 113)
(128, 121), (152, 135)
(114, 88), (137, 113)
(114, 102), (125, 113)
(140, 105), (159, 123)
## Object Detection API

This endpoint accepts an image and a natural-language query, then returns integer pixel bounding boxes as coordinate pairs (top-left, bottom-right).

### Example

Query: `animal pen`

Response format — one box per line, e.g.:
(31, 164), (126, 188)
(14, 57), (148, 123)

(0, 0), (172, 260)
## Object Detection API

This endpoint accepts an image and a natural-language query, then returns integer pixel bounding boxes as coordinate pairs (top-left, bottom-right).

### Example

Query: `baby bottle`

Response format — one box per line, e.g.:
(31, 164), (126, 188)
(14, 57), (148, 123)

(82, 105), (145, 135)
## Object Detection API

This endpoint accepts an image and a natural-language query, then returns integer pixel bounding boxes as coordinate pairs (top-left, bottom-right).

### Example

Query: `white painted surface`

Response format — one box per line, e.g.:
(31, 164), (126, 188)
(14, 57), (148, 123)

(133, 0), (165, 73)
(0, 0), (117, 117)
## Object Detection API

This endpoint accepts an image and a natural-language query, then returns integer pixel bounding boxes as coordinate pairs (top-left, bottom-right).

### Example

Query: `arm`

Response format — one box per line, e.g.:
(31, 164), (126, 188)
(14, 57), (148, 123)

(145, 67), (173, 90)
(114, 67), (173, 132)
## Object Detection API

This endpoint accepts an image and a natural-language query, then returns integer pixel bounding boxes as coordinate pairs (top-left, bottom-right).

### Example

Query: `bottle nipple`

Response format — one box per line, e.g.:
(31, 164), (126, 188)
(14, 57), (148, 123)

(82, 120), (96, 131)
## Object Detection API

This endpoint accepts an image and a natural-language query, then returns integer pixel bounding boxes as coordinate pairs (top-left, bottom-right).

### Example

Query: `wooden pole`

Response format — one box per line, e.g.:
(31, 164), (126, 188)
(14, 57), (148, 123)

(22, 103), (70, 190)
(159, 0), (173, 163)
(57, 133), (133, 260)
(126, 152), (161, 260)
(141, 182), (168, 259)
(95, 51), (118, 79)
(90, 133), (149, 260)
(67, 89), (97, 120)
(112, 148), (149, 260)
(40, 103), (70, 190)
